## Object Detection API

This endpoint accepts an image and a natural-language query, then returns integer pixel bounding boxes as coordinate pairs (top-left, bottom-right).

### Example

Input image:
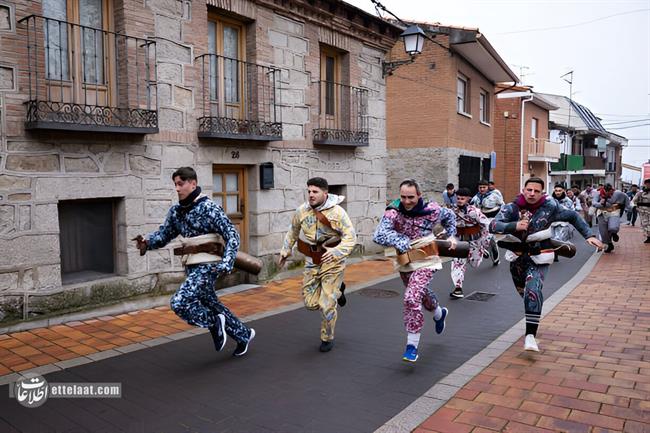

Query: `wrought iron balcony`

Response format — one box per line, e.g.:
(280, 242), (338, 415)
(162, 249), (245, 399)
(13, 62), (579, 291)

(528, 137), (561, 162)
(19, 15), (158, 133)
(312, 81), (368, 146)
(196, 54), (281, 141)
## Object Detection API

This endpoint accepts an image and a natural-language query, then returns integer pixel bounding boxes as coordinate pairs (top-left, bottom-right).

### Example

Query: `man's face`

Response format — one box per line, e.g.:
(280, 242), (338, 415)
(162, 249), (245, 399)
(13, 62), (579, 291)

(645, 181), (650, 189)
(174, 176), (197, 201)
(457, 195), (470, 206)
(400, 185), (421, 211)
(553, 187), (565, 198)
(631, 186), (638, 192)
(522, 182), (544, 204)
(447, 187), (455, 194)
(478, 185), (488, 194)
(488, 184), (495, 191)
(567, 190), (574, 198)
(307, 185), (327, 207)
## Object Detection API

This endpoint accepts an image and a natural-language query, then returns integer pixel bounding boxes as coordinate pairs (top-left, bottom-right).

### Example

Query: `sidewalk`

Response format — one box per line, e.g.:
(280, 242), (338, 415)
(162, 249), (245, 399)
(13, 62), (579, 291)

(0, 257), (395, 377)
(410, 225), (649, 433)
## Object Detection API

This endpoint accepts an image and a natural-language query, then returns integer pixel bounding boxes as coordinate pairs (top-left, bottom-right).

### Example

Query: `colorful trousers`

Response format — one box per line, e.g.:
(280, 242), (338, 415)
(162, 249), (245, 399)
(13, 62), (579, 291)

(399, 268), (439, 334)
(451, 241), (485, 289)
(302, 260), (345, 342)
(509, 255), (549, 335)
(170, 263), (251, 343)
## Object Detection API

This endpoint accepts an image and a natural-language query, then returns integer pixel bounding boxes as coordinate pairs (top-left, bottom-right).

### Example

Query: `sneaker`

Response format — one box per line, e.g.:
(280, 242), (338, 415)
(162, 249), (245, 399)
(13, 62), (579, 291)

(208, 314), (227, 351)
(402, 344), (418, 362)
(319, 340), (334, 352)
(604, 243), (614, 253)
(434, 307), (448, 334)
(524, 334), (539, 352)
(645, 237), (650, 244)
(492, 259), (500, 266)
(450, 288), (464, 299)
(337, 282), (347, 307)
(611, 233), (619, 242)
(233, 328), (255, 357)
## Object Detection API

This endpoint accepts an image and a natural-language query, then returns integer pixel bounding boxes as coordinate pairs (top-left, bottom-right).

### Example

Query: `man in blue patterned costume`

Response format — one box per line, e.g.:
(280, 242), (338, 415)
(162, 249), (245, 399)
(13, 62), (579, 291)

(490, 177), (602, 352)
(134, 167), (255, 357)
(471, 179), (503, 265)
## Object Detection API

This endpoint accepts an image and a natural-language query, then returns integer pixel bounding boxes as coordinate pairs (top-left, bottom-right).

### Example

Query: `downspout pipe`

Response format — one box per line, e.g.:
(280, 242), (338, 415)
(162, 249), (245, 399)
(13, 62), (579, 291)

(520, 95), (534, 190)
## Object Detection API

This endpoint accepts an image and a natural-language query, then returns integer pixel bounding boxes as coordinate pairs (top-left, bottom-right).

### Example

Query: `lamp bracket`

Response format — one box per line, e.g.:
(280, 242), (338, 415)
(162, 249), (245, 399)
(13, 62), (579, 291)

(382, 56), (416, 77)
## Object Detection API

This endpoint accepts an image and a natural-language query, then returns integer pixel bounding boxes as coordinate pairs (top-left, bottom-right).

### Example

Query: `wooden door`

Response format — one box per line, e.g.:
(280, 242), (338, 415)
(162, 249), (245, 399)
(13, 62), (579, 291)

(213, 166), (248, 252)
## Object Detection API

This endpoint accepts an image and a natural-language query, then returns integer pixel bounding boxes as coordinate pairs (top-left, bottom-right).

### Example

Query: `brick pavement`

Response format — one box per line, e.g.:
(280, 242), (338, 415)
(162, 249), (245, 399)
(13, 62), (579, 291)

(413, 225), (650, 433)
(0, 258), (394, 376)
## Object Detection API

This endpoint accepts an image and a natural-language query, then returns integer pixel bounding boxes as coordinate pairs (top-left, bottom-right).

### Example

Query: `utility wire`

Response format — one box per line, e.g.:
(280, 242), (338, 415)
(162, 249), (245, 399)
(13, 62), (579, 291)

(601, 118), (650, 126)
(607, 123), (650, 130)
(496, 8), (650, 35)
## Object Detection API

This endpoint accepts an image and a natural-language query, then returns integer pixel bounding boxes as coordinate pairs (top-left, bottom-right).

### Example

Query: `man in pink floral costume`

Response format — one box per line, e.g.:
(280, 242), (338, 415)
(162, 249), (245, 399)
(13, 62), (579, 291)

(373, 179), (457, 362)
(449, 188), (491, 299)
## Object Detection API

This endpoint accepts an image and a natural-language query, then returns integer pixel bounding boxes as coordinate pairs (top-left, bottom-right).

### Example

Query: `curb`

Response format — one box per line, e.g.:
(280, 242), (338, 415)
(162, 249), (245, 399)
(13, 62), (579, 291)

(374, 249), (603, 433)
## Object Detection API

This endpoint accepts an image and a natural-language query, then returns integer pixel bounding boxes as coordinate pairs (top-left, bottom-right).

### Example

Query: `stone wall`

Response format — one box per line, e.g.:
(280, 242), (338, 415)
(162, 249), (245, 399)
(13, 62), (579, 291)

(387, 147), (491, 203)
(0, 0), (396, 323)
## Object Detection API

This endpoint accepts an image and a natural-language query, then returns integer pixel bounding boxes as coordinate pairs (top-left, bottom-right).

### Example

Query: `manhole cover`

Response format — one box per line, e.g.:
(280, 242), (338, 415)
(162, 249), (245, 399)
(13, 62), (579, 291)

(358, 288), (400, 298)
(464, 291), (496, 301)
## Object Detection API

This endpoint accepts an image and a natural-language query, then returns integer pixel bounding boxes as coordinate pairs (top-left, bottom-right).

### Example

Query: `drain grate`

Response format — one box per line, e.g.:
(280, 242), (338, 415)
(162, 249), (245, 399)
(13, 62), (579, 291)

(358, 288), (400, 298)
(464, 291), (496, 301)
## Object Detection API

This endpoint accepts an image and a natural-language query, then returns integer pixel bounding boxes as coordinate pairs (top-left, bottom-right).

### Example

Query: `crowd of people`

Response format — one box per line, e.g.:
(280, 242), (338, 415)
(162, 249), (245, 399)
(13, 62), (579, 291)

(133, 166), (648, 363)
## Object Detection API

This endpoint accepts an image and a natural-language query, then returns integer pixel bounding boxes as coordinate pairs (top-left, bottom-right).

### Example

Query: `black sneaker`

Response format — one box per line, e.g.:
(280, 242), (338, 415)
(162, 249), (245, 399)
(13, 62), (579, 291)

(604, 243), (614, 253)
(611, 233), (619, 242)
(208, 314), (226, 351)
(233, 328), (255, 357)
(319, 340), (334, 352)
(337, 282), (347, 307)
(645, 237), (650, 244)
(450, 288), (464, 299)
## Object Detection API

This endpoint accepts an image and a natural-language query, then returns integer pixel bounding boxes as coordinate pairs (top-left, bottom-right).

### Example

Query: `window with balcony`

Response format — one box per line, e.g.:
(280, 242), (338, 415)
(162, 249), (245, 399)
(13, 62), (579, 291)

(457, 74), (470, 115)
(20, 0), (158, 132)
(479, 89), (489, 124)
(196, 13), (281, 141)
(313, 46), (368, 146)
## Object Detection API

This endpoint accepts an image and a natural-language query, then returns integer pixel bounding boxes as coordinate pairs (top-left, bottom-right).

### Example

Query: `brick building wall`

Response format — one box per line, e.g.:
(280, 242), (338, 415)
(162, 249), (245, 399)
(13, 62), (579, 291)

(385, 33), (496, 200)
(0, 0), (399, 323)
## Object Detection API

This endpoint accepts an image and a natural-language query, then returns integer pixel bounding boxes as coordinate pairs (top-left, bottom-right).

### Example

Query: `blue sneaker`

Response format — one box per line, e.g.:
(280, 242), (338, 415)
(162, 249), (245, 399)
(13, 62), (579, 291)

(402, 344), (418, 362)
(434, 307), (448, 334)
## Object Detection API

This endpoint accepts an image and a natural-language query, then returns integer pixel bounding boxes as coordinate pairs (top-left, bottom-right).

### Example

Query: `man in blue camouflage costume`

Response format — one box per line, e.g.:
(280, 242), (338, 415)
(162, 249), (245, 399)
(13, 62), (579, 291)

(134, 167), (254, 357)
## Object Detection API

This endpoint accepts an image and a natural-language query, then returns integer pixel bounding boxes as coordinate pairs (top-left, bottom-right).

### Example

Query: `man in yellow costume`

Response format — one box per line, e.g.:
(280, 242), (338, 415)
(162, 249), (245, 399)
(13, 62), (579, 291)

(278, 177), (356, 352)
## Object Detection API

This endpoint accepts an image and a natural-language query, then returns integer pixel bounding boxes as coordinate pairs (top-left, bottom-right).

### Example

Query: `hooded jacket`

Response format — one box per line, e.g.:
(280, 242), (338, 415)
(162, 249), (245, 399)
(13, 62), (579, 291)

(280, 194), (356, 263)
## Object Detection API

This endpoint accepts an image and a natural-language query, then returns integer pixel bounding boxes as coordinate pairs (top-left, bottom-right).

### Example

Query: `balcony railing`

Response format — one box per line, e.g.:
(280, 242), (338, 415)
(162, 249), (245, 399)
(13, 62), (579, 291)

(528, 137), (561, 161)
(550, 153), (584, 172)
(584, 155), (606, 170)
(312, 81), (368, 146)
(19, 15), (158, 133)
(196, 54), (281, 141)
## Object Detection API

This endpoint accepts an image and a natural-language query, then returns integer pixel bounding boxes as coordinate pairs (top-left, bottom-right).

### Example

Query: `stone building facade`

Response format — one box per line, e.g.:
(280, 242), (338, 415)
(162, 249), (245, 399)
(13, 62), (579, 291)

(0, 0), (400, 323)
(385, 23), (518, 201)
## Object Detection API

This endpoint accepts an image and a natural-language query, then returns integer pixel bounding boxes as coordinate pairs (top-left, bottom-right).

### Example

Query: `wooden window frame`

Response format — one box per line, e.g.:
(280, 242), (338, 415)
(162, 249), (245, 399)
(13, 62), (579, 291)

(320, 46), (341, 119)
(42, 0), (116, 106)
(207, 12), (246, 119)
(531, 117), (538, 139)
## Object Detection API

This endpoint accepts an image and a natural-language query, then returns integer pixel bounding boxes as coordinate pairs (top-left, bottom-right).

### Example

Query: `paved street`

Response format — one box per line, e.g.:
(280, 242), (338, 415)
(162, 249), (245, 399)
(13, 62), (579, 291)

(0, 238), (598, 433)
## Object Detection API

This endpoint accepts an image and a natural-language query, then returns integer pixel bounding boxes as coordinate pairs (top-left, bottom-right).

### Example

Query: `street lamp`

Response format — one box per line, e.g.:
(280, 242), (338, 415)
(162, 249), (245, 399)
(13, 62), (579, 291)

(382, 25), (426, 77)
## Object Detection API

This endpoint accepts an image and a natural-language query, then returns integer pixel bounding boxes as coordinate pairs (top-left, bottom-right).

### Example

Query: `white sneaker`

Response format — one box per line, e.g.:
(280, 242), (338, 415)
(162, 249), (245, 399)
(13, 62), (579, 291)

(524, 334), (539, 352)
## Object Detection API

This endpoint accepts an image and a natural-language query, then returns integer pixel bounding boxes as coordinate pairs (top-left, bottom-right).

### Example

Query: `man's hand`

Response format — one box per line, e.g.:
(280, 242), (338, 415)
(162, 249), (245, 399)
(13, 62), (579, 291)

(321, 247), (337, 264)
(586, 237), (604, 251)
(448, 237), (457, 250)
(277, 255), (288, 269)
(515, 220), (529, 232)
(132, 235), (148, 256)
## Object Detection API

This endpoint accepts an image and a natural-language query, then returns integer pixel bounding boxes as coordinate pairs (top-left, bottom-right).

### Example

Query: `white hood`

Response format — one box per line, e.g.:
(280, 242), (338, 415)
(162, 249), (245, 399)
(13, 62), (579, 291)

(315, 193), (345, 211)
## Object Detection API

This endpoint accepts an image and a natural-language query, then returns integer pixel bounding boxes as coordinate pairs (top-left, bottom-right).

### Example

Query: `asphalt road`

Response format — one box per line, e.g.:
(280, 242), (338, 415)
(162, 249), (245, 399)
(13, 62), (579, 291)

(0, 241), (595, 433)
